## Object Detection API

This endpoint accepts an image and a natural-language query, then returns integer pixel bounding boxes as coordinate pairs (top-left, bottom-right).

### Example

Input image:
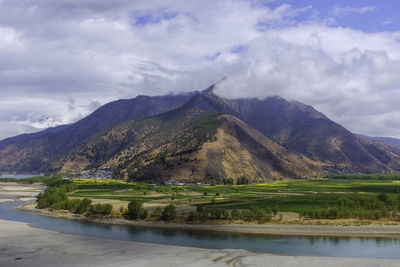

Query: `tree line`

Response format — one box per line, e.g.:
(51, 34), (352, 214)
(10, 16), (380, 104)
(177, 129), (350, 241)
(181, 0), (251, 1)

(36, 179), (113, 215)
(302, 193), (400, 220)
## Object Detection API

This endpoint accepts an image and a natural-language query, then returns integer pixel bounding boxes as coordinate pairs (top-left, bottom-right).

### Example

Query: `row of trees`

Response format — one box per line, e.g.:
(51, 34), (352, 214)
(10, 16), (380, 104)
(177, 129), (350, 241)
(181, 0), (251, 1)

(0, 174), (72, 185)
(123, 202), (280, 222)
(326, 173), (400, 180)
(125, 200), (177, 221)
(220, 176), (250, 185)
(36, 180), (113, 215)
(187, 206), (276, 222)
(36, 181), (77, 208)
(303, 193), (400, 220)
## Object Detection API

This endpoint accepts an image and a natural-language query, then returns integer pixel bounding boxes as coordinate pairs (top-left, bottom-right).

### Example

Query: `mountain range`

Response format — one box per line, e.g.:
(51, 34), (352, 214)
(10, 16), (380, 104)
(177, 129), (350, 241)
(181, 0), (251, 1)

(1, 85), (400, 182)
(358, 135), (400, 150)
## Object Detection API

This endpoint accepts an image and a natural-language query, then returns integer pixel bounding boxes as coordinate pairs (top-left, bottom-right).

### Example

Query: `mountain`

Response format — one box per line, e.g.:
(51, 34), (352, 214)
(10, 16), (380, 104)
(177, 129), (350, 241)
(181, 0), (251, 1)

(180, 88), (400, 173)
(0, 124), (69, 149)
(1, 84), (400, 179)
(55, 99), (321, 181)
(0, 93), (195, 172)
(358, 135), (400, 150)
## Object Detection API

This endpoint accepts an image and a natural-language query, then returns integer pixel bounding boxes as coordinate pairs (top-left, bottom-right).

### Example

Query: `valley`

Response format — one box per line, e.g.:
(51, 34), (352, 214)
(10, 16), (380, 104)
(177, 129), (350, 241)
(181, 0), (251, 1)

(10, 174), (400, 229)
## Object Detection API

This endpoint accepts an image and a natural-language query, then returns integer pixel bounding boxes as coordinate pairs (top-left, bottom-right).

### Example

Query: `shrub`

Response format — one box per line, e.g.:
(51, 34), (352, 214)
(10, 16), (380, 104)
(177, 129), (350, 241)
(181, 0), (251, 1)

(196, 206), (204, 214)
(76, 198), (92, 214)
(36, 186), (67, 208)
(272, 206), (279, 217)
(231, 208), (240, 219)
(119, 206), (126, 214)
(237, 176), (250, 185)
(89, 203), (113, 215)
(152, 206), (162, 217)
(161, 204), (176, 221)
(187, 211), (196, 221)
(127, 200), (147, 219)
(377, 193), (388, 203)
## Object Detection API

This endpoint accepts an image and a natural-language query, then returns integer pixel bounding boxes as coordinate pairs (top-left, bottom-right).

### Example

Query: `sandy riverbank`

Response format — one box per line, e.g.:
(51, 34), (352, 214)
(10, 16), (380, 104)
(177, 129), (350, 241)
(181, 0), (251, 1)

(0, 182), (43, 200)
(0, 198), (14, 203)
(0, 219), (400, 267)
(17, 201), (400, 238)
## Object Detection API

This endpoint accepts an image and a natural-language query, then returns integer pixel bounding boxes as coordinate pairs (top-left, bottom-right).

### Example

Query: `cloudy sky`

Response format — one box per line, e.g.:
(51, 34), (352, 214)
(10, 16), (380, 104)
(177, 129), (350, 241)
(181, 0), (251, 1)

(0, 0), (400, 140)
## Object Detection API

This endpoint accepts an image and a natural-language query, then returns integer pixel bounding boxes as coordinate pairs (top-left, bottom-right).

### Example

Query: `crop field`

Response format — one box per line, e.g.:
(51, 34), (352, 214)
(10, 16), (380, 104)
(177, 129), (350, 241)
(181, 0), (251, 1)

(68, 178), (400, 215)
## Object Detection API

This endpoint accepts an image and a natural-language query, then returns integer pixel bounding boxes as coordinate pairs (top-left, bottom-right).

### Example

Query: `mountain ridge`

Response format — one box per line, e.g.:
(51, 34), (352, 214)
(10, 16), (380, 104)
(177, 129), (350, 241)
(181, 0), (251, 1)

(358, 134), (400, 150)
(1, 84), (400, 180)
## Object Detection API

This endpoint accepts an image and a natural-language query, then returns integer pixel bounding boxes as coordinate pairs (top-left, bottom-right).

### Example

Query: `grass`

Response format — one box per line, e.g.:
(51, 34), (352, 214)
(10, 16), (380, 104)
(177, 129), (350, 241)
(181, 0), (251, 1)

(192, 111), (221, 130)
(68, 177), (400, 214)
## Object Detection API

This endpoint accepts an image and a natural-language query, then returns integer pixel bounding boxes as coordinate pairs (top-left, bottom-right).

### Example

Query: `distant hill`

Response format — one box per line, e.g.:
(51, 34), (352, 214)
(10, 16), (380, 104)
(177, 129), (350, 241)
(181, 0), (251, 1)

(358, 135), (400, 150)
(1, 84), (400, 180)
(0, 124), (70, 149)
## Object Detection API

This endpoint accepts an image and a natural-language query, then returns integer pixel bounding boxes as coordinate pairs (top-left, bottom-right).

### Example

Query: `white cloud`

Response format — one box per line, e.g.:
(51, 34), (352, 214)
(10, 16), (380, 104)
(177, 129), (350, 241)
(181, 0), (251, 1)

(330, 6), (375, 17)
(0, 0), (399, 140)
(215, 26), (400, 138)
(0, 121), (39, 141)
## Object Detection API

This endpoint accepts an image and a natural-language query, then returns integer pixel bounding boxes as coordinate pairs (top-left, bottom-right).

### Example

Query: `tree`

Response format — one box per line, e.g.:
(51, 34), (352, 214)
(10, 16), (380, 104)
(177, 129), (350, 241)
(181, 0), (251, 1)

(89, 203), (113, 215)
(127, 200), (147, 219)
(231, 208), (240, 219)
(377, 193), (388, 203)
(237, 176), (249, 185)
(119, 206), (126, 214)
(272, 206), (279, 217)
(152, 206), (162, 217)
(196, 205), (204, 214)
(161, 204), (176, 221)
(76, 198), (92, 214)
(187, 211), (196, 221)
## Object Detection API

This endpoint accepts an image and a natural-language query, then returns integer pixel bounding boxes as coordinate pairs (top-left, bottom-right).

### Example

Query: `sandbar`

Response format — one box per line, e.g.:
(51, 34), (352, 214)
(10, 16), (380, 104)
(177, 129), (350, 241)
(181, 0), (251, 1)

(1, 219), (400, 267)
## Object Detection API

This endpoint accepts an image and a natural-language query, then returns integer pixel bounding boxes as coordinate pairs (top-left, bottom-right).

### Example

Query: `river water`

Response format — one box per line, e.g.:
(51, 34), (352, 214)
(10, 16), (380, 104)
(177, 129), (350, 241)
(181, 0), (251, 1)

(1, 200), (400, 258)
(0, 174), (41, 179)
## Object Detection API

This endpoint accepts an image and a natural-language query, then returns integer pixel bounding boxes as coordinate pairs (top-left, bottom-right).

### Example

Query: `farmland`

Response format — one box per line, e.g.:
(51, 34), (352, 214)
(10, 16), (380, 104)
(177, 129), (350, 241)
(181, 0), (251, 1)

(66, 177), (400, 221)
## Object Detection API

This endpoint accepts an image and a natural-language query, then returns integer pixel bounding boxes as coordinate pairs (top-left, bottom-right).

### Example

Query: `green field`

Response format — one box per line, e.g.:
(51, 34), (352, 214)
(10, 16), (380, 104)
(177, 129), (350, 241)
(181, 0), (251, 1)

(69, 178), (400, 216)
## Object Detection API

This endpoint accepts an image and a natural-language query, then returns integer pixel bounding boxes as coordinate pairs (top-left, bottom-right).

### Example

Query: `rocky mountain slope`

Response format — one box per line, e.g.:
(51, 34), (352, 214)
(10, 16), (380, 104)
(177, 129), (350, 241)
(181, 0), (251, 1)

(1, 84), (400, 180)
(56, 100), (321, 182)
(0, 93), (194, 172)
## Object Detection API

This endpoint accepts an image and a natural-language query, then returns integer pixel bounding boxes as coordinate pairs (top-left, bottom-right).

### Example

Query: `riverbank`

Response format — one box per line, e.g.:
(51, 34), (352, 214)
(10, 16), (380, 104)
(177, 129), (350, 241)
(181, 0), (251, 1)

(1, 218), (400, 267)
(17, 201), (400, 238)
(0, 182), (43, 200)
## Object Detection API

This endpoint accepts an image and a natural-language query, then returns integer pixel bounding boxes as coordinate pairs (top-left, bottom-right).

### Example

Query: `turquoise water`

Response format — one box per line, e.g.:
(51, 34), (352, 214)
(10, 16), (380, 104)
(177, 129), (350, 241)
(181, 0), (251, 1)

(1, 201), (400, 258)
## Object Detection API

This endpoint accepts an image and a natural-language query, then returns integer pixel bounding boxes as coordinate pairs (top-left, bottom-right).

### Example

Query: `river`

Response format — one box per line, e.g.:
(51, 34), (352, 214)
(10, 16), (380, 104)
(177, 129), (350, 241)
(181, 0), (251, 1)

(0, 199), (400, 259)
(0, 174), (41, 179)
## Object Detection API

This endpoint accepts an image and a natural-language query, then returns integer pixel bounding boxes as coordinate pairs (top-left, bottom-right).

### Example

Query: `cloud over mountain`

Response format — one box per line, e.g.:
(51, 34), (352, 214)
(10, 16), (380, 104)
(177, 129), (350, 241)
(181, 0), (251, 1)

(0, 0), (399, 138)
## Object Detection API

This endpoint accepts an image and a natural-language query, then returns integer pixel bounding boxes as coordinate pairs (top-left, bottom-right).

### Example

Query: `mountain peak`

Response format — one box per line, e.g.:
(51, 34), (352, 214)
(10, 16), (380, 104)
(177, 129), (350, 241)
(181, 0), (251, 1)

(201, 84), (216, 95)
(1, 84), (400, 176)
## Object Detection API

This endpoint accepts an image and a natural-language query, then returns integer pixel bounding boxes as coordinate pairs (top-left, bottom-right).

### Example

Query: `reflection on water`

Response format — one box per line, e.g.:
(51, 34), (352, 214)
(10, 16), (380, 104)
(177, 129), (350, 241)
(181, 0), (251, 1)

(0, 200), (400, 259)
